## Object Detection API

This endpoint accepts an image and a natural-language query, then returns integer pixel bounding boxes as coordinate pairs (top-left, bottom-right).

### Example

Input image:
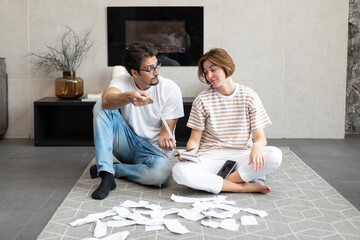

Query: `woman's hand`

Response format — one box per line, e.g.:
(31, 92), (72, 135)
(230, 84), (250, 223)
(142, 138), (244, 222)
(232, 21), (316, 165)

(176, 149), (187, 162)
(249, 142), (266, 171)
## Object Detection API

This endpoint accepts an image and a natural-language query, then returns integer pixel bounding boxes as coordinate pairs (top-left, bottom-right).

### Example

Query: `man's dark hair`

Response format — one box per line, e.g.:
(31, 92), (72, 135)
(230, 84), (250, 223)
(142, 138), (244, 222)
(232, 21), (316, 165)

(123, 42), (158, 76)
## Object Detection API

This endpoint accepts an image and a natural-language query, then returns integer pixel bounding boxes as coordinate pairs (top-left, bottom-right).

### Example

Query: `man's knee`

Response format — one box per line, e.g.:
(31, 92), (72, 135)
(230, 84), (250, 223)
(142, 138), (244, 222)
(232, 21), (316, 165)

(93, 99), (103, 116)
(146, 158), (172, 187)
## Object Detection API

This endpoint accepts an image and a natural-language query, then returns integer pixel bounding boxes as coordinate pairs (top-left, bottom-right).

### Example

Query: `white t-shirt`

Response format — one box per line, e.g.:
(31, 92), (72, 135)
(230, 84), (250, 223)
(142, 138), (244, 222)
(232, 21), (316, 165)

(109, 75), (184, 158)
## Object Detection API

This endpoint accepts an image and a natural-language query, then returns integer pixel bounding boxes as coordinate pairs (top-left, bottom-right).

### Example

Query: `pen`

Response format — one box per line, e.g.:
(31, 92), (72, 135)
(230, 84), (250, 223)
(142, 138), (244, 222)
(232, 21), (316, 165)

(174, 148), (196, 157)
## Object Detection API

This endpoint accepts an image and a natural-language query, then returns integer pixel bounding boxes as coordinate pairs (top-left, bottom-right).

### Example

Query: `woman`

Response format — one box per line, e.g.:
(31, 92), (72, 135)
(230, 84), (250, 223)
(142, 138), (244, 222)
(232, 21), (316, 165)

(172, 48), (282, 194)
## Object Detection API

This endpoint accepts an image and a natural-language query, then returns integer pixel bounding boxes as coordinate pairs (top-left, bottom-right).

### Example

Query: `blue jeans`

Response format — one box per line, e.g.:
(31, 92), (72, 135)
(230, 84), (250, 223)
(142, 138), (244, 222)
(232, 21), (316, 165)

(92, 100), (172, 187)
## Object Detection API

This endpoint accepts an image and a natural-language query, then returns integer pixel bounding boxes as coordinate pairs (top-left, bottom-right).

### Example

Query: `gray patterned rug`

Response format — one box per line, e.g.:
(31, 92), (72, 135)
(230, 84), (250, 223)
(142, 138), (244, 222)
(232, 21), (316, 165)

(37, 148), (360, 239)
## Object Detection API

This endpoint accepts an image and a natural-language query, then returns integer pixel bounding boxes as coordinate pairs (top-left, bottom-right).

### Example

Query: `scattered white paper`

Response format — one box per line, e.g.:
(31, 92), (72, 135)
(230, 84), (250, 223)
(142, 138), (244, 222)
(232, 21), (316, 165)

(69, 209), (118, 227)
(144, 203), (163, 211)
(107, 220), (136, 227)
(192, 201), (216, 211)
(126, 212), (149, 222)
(133, 210), (154, 215)
(163, 219), (190, 234)
(201, 219), (221, 228)
(214, 203), (242, 214)
(69, 194), (270, 239)
(242, 208), (268, 217)
(150, 208), (181, 219)
(135, 218), (164, 226)
(113, 206), (132, 218)
(213, 195), (228, 204)
(178, 208), (205, 221)
(241, 215), (258, 226)
(82, 231), (130, 240)
(145, 225), (164, 231)
(120, 200), (149, 208)
(94, 220), (107, 238)
(220, 219), (239, 231)
(112, 215), (124, 221)
(202, 210), (233, 219)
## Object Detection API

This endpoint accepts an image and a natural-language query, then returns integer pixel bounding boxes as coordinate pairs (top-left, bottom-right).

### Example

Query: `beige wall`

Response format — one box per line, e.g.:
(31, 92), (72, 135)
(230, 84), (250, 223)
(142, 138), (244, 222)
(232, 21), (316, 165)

(0, 0), (349, 138)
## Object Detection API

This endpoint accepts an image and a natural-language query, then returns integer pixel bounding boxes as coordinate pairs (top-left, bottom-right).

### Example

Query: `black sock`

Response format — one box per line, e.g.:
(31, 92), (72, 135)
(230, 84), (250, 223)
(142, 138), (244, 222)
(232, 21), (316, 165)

(90, 164), (98, 178)
(91, 171), (116, 200)
(90, 163), (120, 179)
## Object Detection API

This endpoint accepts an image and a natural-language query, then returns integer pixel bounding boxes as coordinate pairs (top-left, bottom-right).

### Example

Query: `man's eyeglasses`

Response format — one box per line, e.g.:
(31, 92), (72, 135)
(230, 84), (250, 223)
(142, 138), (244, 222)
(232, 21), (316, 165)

(139, 63), (161, 75)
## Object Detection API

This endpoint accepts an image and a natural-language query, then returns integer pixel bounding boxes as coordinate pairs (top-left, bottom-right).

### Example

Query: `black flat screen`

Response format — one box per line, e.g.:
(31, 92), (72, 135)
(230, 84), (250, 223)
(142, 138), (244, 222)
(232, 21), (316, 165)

(107, 7), (204, 66)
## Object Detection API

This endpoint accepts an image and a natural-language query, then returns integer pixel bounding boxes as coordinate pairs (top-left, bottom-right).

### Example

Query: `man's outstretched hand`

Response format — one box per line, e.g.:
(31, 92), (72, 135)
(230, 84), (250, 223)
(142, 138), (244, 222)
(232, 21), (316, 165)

(129, 91), (153, 106)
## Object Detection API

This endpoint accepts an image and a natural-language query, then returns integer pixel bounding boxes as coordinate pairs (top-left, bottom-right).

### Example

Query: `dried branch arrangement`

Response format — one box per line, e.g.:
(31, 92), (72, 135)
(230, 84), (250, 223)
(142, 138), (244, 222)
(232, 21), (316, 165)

(30, 26), (93, 74)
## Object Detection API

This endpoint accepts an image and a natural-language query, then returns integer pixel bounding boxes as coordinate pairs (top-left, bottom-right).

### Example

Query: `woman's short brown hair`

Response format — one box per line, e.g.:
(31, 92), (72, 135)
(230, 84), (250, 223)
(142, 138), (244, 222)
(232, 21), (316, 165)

(197, 48), (235, 85)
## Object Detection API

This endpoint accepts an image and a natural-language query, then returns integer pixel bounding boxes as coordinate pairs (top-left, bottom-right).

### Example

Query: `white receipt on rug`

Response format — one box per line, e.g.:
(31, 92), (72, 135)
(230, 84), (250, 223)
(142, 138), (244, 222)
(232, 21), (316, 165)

(201, 219), (221, 228)
(107, 220), (136, 228)
(150, 208), (181, 219)
(94, 220), (107, 238)
(220, 219), (239, 231)
(120, 200), (149, 208)
(69, 209), (118, 227)
(241, 215), (258, 225)
(214, 203), (242, 214)
(201, 210), (233, 219)
(178, 208), (205, 221)
(171, 194), (227, 203)
(83, 230), (130, 240)
(163, 219), (190, 234)
(242, 208), (268, 217)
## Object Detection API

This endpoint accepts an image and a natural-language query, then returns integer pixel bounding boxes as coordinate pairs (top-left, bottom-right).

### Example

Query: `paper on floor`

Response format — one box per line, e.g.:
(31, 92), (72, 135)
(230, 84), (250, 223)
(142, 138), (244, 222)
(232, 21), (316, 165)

(242, 208), (268, 217)
(201, 210), (233, 219)
(201, 219), (221, 228)
(120, 200), (149, 208)
(69, 194), (269, 239)
(220, 219), (239, 231)
(94, 220), (107, 238)
(163, 219), (190, 234)
(178, 208), (205, 221)
(241, 215), (258, 225)
(106, 220), (136, 228)
(70, 209), (118, 227)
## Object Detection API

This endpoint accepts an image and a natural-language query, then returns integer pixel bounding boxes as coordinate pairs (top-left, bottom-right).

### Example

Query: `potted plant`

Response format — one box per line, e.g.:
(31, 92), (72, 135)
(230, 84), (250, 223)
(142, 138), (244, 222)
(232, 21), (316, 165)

(30, 26), (93, 98)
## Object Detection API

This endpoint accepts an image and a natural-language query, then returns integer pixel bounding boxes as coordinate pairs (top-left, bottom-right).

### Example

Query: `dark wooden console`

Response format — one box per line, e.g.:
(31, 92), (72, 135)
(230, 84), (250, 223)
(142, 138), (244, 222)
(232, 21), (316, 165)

(34, 97), (194, 146)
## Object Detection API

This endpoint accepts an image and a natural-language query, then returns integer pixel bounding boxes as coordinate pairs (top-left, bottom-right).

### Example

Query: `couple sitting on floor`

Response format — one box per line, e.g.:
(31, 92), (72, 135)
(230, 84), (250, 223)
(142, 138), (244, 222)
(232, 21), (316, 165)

(90, 42), (282, 200)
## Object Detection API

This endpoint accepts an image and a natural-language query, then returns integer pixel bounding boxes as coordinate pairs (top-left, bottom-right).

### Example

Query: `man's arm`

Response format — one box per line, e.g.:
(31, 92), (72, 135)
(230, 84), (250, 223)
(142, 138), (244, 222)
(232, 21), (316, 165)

(158, 118), (178, 151)
(102, 87), (154, 110)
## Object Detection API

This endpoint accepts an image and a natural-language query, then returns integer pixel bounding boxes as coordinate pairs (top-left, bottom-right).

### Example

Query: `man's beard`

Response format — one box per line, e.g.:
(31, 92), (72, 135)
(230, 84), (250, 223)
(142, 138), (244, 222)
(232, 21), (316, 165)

(150, 77), (159, 86)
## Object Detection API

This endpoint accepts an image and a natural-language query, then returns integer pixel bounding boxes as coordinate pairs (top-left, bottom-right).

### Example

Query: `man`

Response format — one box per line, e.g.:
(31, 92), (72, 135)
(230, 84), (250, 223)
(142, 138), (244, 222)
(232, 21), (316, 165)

(91, 42), (184, 200)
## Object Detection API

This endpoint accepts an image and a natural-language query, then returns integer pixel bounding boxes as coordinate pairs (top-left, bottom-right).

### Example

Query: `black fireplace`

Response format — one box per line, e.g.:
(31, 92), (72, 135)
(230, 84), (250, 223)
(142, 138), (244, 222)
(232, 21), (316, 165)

(107, 7), (204, 67)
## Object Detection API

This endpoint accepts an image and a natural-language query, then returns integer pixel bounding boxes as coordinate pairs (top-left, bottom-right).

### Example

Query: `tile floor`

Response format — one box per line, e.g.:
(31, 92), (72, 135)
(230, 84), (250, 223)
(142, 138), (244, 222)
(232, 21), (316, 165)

(0, 135), (359, 240)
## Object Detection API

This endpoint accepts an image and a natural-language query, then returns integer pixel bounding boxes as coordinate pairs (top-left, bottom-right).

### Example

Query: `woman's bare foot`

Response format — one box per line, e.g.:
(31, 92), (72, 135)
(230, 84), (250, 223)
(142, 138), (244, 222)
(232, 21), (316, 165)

(238, 182), (271, 194)
(222, 179), (271, 193)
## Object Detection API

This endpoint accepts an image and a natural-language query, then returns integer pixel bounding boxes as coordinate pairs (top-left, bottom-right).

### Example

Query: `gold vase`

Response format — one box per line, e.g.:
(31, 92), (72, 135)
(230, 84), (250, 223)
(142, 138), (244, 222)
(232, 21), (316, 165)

(55, 71), (84, 98)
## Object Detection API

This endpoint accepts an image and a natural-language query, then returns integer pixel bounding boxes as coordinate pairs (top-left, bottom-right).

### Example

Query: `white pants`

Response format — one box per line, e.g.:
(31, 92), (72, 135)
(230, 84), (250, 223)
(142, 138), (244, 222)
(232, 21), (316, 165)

(172, 146), (282, 194)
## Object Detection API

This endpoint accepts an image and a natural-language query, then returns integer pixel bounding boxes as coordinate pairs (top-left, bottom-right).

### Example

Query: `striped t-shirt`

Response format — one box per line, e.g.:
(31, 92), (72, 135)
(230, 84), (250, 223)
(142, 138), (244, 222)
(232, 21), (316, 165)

(187, 84), (271, 152)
